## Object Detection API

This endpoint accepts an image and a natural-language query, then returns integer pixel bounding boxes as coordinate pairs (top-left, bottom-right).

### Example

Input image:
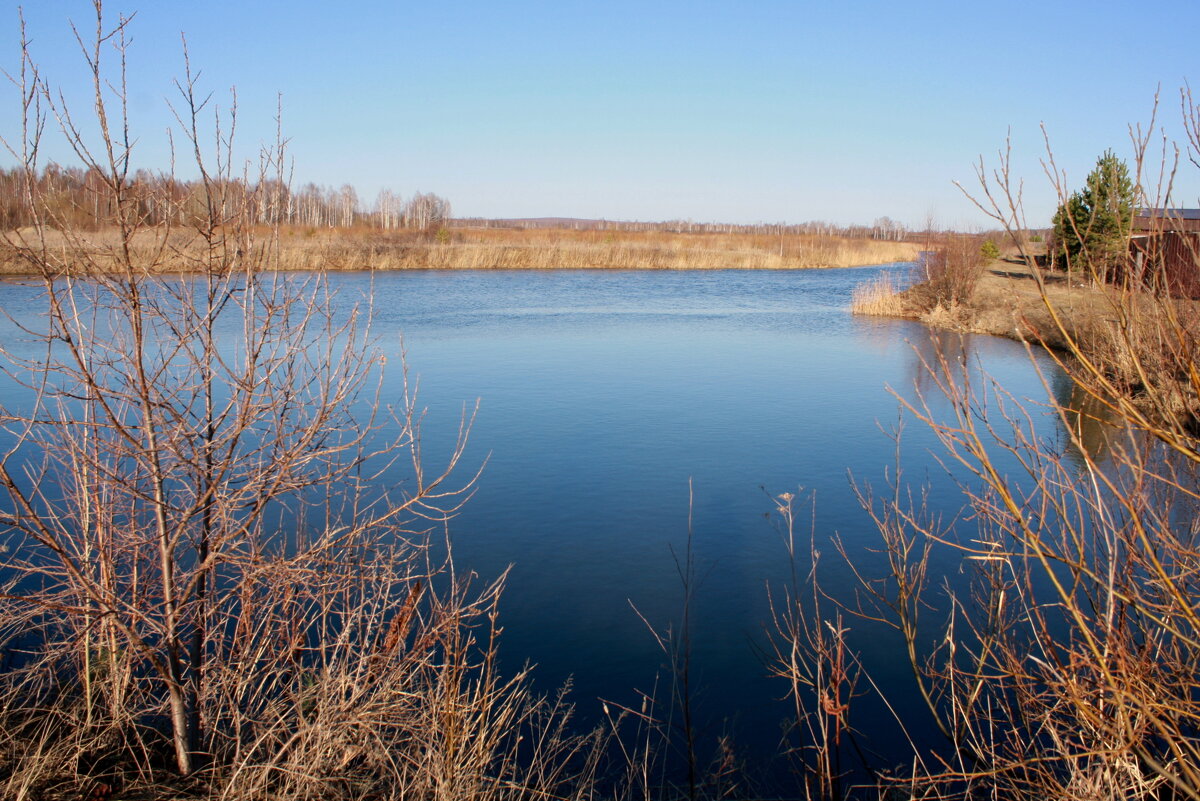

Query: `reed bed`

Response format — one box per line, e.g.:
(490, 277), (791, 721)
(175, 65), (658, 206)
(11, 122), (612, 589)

(1, 226), (920, 275)
(849, 271), (909, 316)
(279, 227), (920, 271)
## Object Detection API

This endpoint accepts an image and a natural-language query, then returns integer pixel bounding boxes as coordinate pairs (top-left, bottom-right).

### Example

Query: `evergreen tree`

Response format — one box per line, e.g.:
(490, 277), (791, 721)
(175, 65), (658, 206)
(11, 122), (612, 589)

(1051, 190), (1090, 270)
(1050, 150), (1134, 277)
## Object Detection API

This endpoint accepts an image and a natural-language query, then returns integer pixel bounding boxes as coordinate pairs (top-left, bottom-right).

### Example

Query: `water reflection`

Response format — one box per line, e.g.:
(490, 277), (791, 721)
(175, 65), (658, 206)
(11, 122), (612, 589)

(1051, 370), (1126, 465)
(905, 326), (975, 401)
(892, 324), (1126, 470)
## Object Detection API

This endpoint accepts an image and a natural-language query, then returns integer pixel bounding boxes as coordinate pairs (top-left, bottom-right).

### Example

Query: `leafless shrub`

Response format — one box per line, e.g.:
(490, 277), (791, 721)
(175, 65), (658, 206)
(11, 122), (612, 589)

(795, 93), (1200, 801)
(0, 6), (604, 799)
(914, 235), (986, 310)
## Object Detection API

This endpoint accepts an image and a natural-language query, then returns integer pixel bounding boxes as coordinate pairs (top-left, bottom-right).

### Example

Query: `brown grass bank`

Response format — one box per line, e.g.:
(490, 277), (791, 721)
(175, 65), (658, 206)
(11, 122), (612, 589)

(853, 255), (1091, 344)
(853, 249), (1200, 424)
(854, 255), (1144, 350)
(0, 225), (920, 275)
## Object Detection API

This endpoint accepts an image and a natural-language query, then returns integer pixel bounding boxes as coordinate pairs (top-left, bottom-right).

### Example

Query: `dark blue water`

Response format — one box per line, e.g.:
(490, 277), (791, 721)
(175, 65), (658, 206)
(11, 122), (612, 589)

(313, 266), (1067, 769)
(0, 265), (1068, 782)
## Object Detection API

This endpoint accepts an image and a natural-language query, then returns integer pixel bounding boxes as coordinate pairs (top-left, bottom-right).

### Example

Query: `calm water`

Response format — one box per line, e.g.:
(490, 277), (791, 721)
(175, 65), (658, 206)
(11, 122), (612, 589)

(340, 266), (1066, 767)
(0, 264), (1070, 779)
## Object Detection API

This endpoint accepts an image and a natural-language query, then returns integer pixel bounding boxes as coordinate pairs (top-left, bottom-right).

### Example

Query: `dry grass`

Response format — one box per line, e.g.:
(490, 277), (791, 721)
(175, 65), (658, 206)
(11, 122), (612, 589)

(854, 256), (1200, 424)
(898, 258), (1200, 419)
(850, 272), (909, 316)
(851, 236), (986, 321)
(0, 225), (921, 275)
(0, 553), (609, 801)
(282, 226), (920, 271)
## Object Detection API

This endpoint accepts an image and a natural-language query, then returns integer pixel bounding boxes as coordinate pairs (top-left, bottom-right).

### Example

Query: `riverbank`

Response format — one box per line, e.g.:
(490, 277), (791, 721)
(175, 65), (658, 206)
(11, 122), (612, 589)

(0, 225), (920, 275)
(855, 258), (1112, 350)
(854, 253), (1200, 423)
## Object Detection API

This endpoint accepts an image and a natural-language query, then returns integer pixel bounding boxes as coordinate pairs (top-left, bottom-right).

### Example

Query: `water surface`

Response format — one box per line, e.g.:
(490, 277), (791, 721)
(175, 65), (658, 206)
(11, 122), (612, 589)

(0, 264), (1069, 780)
(336, 266), (1067, 766)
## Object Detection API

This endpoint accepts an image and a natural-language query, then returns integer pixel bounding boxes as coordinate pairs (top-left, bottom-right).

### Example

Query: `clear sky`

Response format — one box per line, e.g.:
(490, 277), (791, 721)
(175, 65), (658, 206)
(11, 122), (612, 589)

(2, 0), (1197, 229)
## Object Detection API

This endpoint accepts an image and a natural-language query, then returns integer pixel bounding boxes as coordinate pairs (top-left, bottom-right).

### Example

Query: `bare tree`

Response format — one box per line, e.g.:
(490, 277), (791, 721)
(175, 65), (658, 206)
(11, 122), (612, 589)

(338, 182), (358, 227)
(0, 4), (498, 786)
(403, 190), (452, 231)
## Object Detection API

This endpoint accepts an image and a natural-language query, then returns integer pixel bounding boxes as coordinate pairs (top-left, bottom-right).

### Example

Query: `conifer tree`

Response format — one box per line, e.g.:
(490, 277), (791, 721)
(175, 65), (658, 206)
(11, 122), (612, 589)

(1050, 149), (1134, 277)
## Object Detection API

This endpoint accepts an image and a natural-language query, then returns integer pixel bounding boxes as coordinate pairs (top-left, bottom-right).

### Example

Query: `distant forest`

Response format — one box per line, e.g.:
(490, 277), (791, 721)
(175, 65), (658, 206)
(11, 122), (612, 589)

(1, 164), (914, 240)
(0, 165), (451, 231)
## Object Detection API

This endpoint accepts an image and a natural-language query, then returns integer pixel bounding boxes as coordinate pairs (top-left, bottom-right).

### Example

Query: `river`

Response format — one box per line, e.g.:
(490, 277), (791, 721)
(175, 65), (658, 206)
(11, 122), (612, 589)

(332, 264), (1069, 773)
(0, 263), (1073, 785)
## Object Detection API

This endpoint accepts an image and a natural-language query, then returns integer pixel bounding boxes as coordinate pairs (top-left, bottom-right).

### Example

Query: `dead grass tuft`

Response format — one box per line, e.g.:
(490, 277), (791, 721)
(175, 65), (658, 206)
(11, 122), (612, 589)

(850, 272), (910, 316)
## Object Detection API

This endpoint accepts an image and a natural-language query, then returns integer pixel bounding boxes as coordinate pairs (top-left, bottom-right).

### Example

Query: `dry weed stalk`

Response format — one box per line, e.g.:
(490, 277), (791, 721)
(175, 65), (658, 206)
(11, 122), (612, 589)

(627, 484), (757, 801)
(765, 493), (866, 801)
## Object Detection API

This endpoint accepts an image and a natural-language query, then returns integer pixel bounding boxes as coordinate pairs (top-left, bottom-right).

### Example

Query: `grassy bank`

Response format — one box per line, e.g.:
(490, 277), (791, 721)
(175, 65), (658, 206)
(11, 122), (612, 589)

(0, 225), (920, 275)
(852, 255), (1102, 346)
(852, 244), (1200, 424)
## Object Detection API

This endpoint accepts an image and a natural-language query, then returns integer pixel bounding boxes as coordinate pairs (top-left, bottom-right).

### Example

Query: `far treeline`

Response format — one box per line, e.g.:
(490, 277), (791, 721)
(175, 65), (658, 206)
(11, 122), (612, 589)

(0, 163), (928, 273)
(457, 215), (915, 240)
(0, 165), (452, 231)
(0, 164), (925, 243)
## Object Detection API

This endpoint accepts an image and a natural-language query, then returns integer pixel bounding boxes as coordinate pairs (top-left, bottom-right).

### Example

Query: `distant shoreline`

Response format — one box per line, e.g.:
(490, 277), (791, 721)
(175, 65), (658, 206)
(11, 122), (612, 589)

(1, 226), (921, 276)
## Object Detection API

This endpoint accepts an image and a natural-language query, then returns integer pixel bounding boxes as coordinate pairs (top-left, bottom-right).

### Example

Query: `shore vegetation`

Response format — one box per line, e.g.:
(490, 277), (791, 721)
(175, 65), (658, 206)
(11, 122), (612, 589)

(0, 222), (920, 276)
(0, 7), (605, 799)
(839, 94), (1200, 800)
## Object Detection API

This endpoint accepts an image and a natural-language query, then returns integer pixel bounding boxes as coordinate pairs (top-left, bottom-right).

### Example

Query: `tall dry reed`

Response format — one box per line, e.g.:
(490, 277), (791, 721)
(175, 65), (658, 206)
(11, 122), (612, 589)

(1, 225), (921, 275)
(850, 271), (909, 316)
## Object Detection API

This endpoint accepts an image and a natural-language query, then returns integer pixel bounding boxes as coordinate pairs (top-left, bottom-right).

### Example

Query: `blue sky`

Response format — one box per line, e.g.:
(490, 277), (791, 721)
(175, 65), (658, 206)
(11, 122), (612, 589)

(2, 0), (1196, 228)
